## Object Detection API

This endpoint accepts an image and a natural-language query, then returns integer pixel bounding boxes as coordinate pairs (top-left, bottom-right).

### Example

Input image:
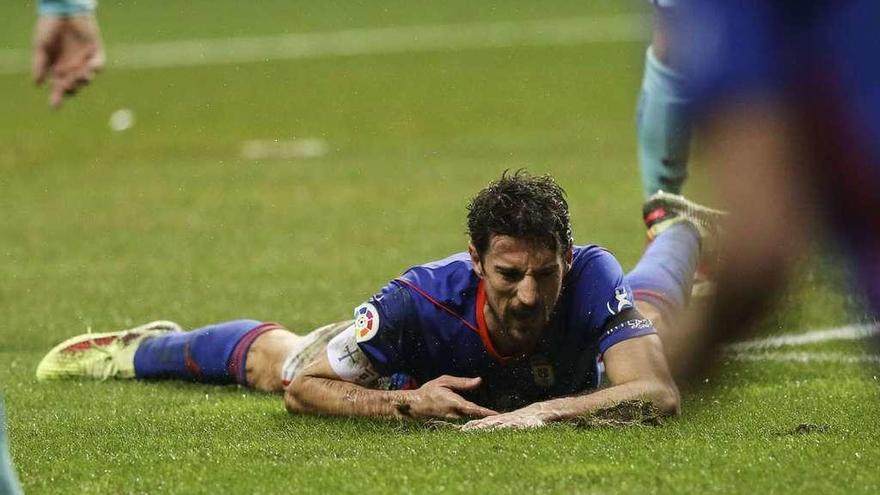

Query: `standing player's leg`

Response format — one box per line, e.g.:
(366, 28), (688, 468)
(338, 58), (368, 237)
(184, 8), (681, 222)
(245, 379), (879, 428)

(0, 397), (22, 495)
(36, 320), (303, 392)
(627, 193), (724, 340)
(636, 1), (691, 197)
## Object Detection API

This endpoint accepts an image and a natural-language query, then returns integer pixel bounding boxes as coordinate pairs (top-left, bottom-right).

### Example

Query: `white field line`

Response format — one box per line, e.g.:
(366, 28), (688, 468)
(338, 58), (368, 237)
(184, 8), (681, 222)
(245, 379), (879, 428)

(725, 322), (880, 365)
(726, 323), (880, 352)
(730, 351), (880, 365)
(0, 14), (648, 75)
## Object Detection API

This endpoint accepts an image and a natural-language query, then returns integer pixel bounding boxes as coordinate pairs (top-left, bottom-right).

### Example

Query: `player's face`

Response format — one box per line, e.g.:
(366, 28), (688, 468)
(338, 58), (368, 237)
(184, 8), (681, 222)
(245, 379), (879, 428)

(470, 235), (572, 355)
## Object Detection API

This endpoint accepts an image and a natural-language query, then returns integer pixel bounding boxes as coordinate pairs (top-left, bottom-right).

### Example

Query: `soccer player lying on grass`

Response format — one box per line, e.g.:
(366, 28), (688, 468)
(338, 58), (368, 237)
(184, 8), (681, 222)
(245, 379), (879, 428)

(37, 172), (720, 430)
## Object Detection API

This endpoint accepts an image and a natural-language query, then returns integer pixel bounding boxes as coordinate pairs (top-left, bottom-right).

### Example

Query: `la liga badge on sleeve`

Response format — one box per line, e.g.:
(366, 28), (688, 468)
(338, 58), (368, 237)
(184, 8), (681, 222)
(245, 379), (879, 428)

(353, 303), (380, 342)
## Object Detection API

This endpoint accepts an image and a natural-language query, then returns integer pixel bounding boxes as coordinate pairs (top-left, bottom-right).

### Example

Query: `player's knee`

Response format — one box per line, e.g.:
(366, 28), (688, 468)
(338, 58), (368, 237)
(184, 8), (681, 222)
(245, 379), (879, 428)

(246, 329), (300, 392)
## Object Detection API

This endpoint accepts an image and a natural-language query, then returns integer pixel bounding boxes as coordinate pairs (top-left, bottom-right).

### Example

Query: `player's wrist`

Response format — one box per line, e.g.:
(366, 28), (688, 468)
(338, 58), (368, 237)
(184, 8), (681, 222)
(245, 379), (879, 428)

(522, 401), (563, 422)
(390, 389), (425, 418)
(38, 0), (96, 16)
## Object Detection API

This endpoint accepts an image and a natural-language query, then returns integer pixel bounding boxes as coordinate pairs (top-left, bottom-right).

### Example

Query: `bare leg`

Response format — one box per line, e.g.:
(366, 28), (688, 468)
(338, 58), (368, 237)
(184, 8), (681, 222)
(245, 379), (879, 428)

(636, 300), (673, 344)
(245, 330), (302, 393)
(667, 101), (812, 383)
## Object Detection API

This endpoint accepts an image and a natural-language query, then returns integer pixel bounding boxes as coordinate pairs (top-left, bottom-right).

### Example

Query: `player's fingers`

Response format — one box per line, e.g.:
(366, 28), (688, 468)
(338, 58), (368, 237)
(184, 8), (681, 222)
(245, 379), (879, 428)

(439, 376), (483, 391)
(49, 51), (93, 107)
(461, 418), (498, 431)
(88, 46), (105, 72)
(455, 399), (498, 418)
(53, 41), (95, 79)
(67, 44), (97, 76)
(50, 77), (67, 108)
(441, 411), (463, 420)
(33, 47), (50, 86)
(72, 68), (94, 88)
(460, 419), (481, 431)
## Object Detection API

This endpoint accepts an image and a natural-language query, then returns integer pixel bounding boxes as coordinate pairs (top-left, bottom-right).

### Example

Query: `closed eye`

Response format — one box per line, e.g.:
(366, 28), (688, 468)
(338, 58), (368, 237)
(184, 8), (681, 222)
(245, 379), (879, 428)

(534, 267), (559, 279)
(497, 269), (523, 282)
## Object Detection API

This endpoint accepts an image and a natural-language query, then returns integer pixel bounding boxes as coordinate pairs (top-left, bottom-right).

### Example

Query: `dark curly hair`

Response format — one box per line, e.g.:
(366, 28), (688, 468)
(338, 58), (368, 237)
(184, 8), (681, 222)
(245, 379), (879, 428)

(467, 170), (573, 258)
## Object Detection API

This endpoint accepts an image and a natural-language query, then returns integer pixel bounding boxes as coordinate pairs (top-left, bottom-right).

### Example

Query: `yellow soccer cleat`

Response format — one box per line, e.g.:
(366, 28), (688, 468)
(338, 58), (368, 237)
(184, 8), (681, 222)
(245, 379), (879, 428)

(36, 321), (181, 381)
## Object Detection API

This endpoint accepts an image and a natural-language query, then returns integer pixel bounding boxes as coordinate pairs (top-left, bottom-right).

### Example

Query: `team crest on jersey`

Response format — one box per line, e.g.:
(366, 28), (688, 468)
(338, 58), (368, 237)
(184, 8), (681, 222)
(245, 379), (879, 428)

(353, 303), (380, 342)
(606, 286), (633, 315)
(530, 355), (555, 388)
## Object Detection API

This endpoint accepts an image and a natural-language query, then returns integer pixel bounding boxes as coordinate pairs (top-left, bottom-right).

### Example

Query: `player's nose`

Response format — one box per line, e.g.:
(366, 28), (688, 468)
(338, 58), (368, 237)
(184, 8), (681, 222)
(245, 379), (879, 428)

(516, 276), (539, 307)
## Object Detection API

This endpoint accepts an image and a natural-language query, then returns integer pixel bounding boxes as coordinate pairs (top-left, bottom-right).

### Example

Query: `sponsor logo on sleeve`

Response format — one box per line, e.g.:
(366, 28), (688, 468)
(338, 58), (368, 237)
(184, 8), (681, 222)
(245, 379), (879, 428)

(602, 318), (654, 339)
(605, 286), (634, 315)
(353, 303), (381, 342)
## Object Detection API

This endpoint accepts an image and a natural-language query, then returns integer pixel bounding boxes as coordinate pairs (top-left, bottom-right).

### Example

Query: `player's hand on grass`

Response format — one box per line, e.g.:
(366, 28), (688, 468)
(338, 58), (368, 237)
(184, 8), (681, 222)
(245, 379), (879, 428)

(407, 375), (498, 419)
(33, 14), (105, 109)
(461, 408), (546, 431)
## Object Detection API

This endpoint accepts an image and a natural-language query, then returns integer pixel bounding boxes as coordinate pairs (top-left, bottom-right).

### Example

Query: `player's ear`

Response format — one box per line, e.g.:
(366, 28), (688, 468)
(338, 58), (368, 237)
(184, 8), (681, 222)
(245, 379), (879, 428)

(468, 243), (484, 277)
(564, 246), (573, 272)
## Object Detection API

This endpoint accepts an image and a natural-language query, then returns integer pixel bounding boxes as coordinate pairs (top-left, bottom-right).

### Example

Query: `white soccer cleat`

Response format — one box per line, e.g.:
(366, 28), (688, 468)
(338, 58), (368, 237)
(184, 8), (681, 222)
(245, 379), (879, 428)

(36, 320), (182, 381)
(643, 191), (728, 297)
(643, 191), (727, 246)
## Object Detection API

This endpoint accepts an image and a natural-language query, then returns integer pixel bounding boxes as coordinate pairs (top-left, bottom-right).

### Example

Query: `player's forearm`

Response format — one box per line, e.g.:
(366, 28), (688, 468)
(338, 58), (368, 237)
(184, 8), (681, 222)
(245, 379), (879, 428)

(522, 380), (680, 422)
(39, 0), (96, 16)
(285, 376), (415, 418)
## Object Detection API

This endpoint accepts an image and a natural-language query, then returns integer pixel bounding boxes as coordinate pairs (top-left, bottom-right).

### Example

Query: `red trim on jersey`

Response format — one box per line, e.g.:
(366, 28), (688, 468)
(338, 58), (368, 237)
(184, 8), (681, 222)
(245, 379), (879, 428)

(394, 277), (512, 364)
(394, 278), (479, 332)
(475, 280), (513, 364)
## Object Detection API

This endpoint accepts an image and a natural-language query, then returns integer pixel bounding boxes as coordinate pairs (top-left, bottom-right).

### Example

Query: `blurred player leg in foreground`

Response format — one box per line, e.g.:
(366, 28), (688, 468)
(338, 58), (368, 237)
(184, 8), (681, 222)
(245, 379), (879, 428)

(663, 0), (880, 382)
(35, 195), (721, 392)
(33, 0), (105, 108)
(636, 0), (691, 197)
(0, 397), (23, 495)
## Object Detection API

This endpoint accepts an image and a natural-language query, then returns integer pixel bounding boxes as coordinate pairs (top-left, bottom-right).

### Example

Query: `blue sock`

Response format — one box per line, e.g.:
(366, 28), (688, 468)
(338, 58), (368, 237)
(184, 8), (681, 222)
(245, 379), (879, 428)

(636, 46), (691, 197)
(625, 222), (700, 317)
(133, 320), (282, 385)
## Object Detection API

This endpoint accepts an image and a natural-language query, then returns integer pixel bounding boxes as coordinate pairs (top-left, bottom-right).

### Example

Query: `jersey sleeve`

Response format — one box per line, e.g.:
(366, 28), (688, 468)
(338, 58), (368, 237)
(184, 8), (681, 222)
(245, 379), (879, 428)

(39, 0), (96, 15)
(350, 281), (420, 377)
(573, 249), (657, 354)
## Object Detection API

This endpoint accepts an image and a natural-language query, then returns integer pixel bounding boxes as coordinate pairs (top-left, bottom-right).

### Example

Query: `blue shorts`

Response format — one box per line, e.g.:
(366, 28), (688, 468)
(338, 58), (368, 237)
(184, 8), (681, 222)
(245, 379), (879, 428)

(671, 0), (880, 155)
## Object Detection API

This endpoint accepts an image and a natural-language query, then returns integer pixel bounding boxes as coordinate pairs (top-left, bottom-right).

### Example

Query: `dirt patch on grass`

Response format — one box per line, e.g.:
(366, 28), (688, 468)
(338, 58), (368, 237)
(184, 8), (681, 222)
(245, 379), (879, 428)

(574, 400), (664, 428)
(781, 423), (831, 436)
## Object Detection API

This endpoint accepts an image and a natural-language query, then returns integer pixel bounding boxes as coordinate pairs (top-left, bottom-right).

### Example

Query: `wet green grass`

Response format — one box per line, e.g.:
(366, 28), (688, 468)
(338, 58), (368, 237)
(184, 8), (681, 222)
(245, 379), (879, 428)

(2, 1), (878, 493)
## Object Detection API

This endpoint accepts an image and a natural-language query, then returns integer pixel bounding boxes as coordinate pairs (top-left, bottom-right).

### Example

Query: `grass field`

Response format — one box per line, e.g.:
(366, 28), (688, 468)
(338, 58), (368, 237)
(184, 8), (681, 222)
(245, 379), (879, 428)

(2, 1), (879, 493)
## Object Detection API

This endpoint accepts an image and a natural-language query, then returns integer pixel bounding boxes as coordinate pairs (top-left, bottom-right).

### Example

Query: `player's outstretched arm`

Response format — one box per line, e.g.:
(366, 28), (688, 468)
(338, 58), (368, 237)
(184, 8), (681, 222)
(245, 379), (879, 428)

(285, 351), (498, 420)
(462, 334), (679, 430)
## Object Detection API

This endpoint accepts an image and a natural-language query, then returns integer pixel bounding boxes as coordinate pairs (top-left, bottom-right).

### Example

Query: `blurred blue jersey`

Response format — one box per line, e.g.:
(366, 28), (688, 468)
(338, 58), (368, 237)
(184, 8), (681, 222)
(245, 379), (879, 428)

(354, 246), (655, 411)
(673, 0), (880, 163)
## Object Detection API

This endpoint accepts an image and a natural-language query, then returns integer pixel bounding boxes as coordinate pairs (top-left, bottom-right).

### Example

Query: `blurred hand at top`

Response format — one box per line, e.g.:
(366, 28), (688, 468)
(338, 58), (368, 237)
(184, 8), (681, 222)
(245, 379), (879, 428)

(33, 14), (105, 109)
